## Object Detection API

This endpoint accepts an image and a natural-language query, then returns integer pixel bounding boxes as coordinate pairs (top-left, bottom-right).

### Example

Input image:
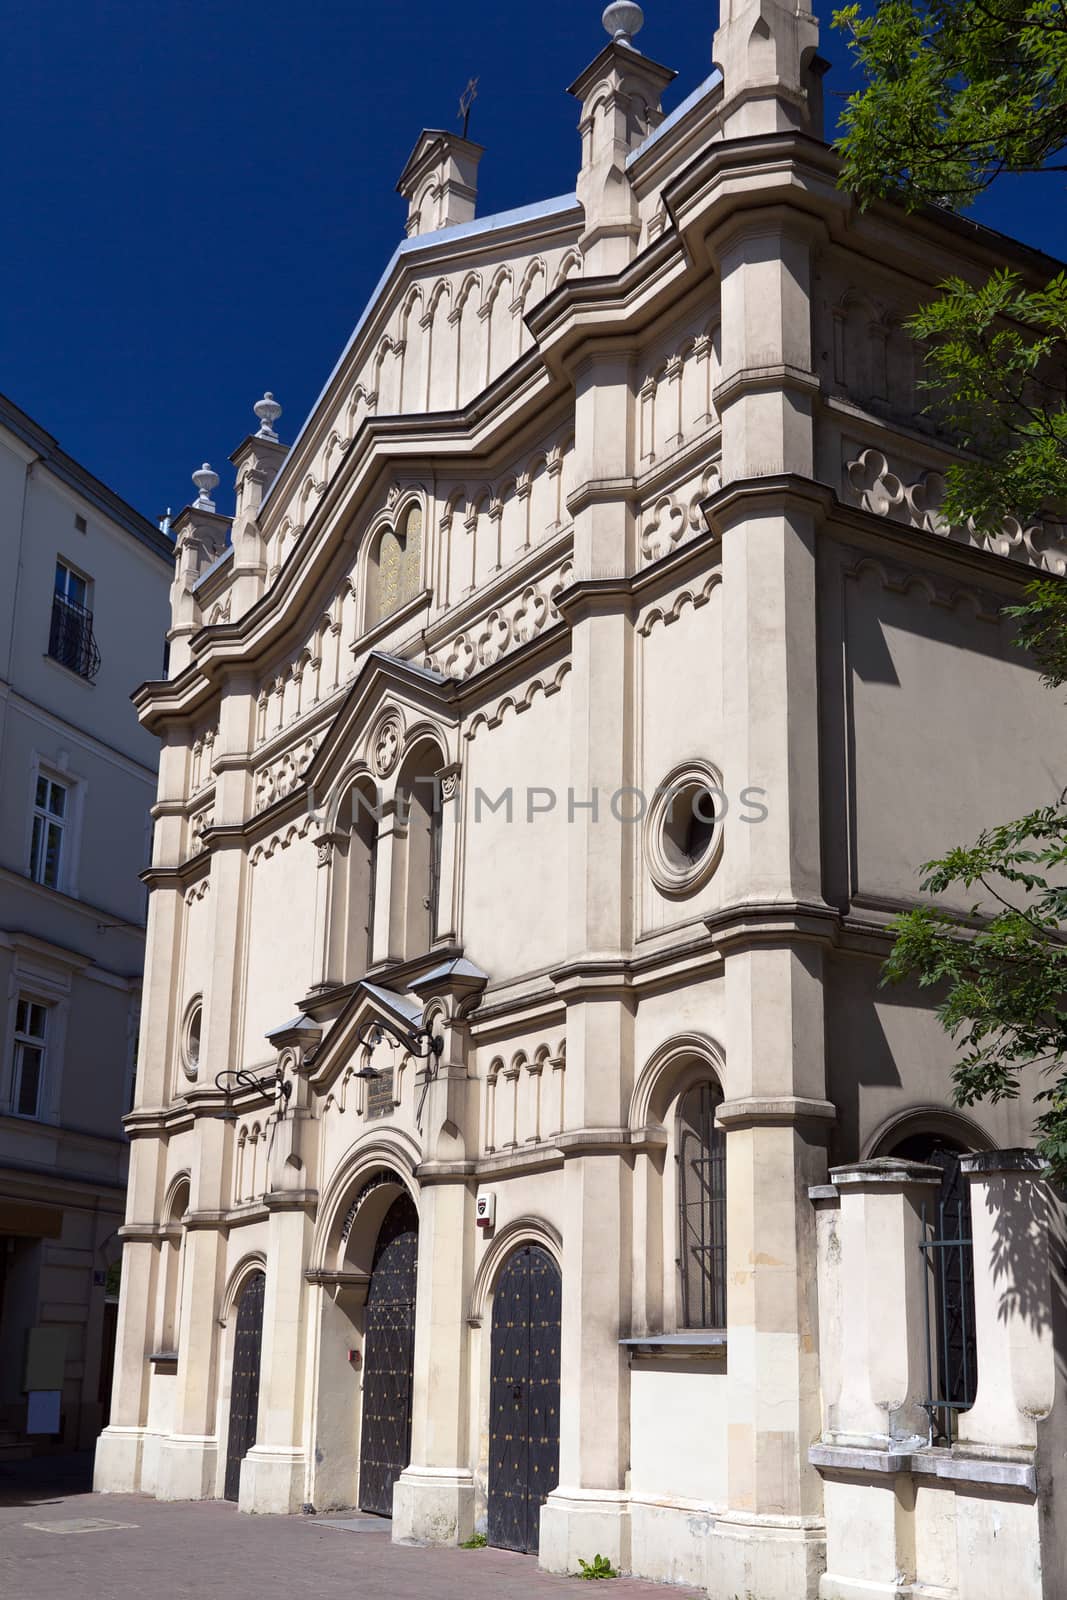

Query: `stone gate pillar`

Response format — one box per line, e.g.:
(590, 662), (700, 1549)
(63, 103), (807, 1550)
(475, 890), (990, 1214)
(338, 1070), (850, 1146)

(810, 1158), (942, 1599)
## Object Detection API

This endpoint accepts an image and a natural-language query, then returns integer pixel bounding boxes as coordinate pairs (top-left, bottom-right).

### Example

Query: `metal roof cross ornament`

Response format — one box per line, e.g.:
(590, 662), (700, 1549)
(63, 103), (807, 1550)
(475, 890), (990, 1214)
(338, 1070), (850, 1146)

(458, 76), (479, 139)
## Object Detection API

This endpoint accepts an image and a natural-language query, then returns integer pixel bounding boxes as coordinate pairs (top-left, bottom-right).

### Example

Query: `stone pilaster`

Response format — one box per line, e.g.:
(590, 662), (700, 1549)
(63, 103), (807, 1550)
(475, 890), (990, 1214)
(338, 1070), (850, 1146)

(92, 1233), (158, 1493)
(239, 1195), (315, 1513)
(568, 39), (675, 274)
(167, 500), (230, 676)
(393, 1176), (477, 1542)
(229, 426), (287, 617)
(541, 345), (635, 1573)
(156, 1115), (228, 1501)
(704, 199), (832, 1599)
(712, 0), (822, 138)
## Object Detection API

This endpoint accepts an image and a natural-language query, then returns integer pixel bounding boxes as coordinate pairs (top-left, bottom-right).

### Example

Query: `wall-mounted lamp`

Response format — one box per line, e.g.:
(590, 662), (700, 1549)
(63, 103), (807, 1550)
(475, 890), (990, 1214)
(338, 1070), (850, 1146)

(352, 1017), (443, 1079)
(215, 1065), (292, 1119)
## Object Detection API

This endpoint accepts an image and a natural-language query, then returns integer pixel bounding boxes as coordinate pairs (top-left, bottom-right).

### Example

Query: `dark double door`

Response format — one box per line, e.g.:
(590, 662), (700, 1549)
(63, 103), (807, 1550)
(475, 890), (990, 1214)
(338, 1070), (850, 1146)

(359, 1193), (419, 1516)
(225, 1270), (265, 1502)
(488, 1245), (562, 1555)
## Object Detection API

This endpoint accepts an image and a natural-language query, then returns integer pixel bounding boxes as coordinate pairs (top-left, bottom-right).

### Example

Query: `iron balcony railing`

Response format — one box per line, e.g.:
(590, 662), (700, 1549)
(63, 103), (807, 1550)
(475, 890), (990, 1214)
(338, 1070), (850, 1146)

(920, 1195), (978, 1443)
(49, 593), (101, 682)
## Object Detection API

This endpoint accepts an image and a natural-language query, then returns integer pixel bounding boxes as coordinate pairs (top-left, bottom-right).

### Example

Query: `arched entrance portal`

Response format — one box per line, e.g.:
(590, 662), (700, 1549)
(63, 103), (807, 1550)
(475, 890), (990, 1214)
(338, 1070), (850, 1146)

(358, 1191), (419, 1515)
(224, 1270), (265, 1502)
(488, 1244), (561, 1555)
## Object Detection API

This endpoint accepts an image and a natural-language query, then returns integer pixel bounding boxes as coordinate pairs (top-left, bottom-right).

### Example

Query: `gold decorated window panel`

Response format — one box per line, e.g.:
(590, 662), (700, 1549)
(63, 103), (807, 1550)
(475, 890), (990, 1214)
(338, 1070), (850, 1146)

(371, 503), (422, 625)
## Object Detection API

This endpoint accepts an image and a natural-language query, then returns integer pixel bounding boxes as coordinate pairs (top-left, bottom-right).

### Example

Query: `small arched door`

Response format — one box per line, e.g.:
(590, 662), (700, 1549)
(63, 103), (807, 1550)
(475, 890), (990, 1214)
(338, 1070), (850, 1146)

(224, 1270), (265, 1501)
(358, 1192), (419, 1516)
(488, 1244), (561, 1555)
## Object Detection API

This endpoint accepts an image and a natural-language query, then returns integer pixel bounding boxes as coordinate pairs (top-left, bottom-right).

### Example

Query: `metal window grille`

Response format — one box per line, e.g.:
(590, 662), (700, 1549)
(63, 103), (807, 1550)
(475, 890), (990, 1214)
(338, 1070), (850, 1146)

(49, 592), (101, 681)
(677, 1081), (727, 1328)
(920, 1193), (978, 1443)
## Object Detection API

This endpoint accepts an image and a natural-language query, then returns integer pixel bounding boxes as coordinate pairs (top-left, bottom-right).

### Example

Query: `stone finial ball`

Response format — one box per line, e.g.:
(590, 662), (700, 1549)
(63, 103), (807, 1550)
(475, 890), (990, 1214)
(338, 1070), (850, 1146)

(602, 1), (644, 42)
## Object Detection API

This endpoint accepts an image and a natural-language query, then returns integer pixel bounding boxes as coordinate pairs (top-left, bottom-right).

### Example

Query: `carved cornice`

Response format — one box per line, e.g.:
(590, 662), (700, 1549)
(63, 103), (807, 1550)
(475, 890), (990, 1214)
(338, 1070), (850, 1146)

(716, 1096), (837, 1130)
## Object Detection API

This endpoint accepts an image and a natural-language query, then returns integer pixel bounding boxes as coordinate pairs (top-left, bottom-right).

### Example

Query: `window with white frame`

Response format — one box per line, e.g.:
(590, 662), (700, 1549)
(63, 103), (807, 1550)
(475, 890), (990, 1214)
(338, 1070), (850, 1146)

(12, 999), (48, 1119)
(29, 774), (68, 889)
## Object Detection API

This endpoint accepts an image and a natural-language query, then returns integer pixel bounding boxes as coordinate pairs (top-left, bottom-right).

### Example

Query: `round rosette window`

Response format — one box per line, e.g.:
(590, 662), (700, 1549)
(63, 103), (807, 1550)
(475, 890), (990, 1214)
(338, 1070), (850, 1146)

(181, 997), (203, 1082)
(645, 763), (725, 895)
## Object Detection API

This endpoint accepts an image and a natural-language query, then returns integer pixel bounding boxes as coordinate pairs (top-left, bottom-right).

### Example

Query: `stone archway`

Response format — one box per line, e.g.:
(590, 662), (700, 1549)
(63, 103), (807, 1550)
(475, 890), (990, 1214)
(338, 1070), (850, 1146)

(306, 1153), (420, 1516)
(224, 1270), (265, 1502)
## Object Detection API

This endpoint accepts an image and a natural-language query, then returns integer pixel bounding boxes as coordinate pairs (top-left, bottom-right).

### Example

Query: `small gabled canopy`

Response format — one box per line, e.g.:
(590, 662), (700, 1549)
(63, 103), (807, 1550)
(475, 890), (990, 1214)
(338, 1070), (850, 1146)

(265, 1012), (323, 1050)
(300, 976), (424, 1092)
(409, 958), (489, 1004)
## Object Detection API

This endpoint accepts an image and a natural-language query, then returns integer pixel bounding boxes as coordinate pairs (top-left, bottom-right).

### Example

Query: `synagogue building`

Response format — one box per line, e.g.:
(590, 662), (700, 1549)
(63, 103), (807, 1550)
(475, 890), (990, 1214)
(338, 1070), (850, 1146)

(95, 6), (1067, 1596)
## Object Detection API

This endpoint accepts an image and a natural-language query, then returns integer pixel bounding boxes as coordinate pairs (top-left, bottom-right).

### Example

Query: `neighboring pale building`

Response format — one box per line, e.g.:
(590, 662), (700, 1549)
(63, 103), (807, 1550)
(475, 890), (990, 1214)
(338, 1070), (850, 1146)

(0, 392), (171, 1456)
(95, 5), (1067, 1597)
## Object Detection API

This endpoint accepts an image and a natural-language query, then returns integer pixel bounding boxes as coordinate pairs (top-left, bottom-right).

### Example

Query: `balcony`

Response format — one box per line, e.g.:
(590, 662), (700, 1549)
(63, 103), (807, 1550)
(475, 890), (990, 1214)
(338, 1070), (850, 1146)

(48, 593), (101, 682)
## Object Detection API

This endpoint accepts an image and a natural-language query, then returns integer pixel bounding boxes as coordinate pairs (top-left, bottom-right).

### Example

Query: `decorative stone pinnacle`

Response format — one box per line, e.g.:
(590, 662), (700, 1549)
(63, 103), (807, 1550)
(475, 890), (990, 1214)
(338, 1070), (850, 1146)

(602, 0), (644, 43)
(191, 462), (219, 512)
(254, 391), (282, 442)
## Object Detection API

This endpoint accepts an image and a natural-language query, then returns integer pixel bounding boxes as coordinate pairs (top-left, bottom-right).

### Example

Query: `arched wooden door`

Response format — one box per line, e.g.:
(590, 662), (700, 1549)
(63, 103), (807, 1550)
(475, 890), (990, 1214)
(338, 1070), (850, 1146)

(358, 1191), (419, 1516)
(224, 1270), (265, 1501)
(488, 1244), (561, 1555)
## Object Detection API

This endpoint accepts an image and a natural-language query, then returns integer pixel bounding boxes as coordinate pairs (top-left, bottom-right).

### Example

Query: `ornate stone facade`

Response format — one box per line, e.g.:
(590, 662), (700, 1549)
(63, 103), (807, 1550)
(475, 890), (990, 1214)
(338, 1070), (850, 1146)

(95, 7), (1067, 1598)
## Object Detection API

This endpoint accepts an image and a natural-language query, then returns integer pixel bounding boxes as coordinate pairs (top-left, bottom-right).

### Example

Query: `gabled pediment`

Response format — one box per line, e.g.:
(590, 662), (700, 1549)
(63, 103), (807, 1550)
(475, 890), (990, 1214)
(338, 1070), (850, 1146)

(304, 977), (422, 1092)
(304, 649), (459, 805)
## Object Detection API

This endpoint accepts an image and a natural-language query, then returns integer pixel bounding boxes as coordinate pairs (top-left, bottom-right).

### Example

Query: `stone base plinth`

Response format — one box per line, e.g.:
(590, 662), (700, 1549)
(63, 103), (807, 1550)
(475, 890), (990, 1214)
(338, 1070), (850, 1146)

(93, 1426), (145, 1494)
(156, 1434), (218, 1501)
(239, 1445), (307, 1513)
(392, 1466), (475, 1545)
(630, 1496), (716, 1588)
(706, 1510), (825, 1600)
(539, 1489), (631, 1576)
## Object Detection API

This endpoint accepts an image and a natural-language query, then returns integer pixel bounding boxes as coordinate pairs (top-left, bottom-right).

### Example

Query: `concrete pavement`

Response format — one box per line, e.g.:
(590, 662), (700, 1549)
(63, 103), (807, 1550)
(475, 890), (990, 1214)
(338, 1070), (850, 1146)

(0, 1457), (698, 1600)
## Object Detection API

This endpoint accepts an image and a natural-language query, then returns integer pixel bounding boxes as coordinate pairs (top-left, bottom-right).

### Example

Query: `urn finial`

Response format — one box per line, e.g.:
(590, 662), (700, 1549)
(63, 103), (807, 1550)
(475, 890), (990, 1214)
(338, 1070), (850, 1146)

(254, 391), (282, 442)
(191, 463), (219, 512)
(602, 1), (644, 44)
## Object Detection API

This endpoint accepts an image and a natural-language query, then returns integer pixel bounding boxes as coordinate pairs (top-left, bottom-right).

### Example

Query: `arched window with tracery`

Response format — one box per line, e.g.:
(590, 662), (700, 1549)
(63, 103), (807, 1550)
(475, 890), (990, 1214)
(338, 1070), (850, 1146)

(676, 1081), (727, 1329)
(367, 503), (422, 627)
(392, 742), (443, 961)
(159, 1177), (190, 1354)
(327, 777), (378, 984)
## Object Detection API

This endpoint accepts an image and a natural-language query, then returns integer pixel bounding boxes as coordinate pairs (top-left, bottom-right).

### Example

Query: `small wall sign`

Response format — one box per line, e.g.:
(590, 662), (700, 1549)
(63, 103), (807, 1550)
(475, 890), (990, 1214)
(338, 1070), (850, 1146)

(366, 1067), (395, 1120)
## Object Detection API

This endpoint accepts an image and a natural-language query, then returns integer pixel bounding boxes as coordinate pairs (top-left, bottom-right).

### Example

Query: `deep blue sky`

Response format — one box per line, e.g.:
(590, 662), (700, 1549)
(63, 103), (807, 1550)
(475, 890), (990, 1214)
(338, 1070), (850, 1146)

(3, 0), (1065, 524)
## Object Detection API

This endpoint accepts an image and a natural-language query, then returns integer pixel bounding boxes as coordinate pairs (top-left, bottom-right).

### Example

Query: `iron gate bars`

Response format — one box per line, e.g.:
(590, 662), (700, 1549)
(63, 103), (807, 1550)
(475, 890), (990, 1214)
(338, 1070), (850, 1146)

(920, 1194), (977, 1444)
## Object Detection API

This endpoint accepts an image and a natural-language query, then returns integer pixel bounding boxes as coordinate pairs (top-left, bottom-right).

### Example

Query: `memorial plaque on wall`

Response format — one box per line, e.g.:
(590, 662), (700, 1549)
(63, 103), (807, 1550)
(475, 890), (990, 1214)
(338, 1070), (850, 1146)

(366, 1068), (395, 1120)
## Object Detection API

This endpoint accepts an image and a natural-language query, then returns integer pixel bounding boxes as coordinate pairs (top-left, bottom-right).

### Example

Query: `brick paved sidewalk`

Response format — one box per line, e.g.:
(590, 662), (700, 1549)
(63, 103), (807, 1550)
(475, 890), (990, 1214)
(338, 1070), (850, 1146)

(0, 1458), (698, 1600)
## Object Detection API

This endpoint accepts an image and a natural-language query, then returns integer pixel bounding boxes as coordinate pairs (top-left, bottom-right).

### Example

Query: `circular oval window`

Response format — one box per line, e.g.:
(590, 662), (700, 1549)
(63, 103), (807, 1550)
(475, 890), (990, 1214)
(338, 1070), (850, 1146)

(181, 998), (203, 1082)
(646, 764), (724, 896)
